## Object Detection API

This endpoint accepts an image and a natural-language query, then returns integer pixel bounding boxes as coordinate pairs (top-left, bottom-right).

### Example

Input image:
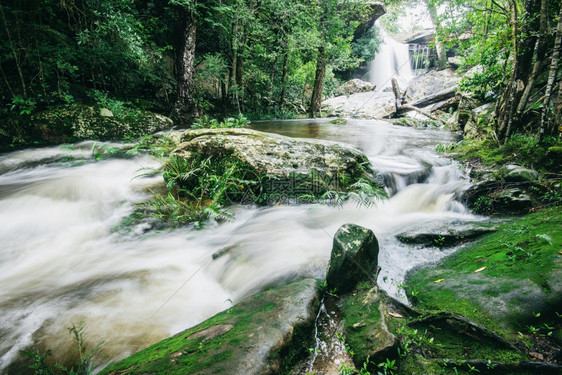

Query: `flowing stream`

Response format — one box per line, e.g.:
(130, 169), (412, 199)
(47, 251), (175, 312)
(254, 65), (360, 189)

(0, 119), (484, 373)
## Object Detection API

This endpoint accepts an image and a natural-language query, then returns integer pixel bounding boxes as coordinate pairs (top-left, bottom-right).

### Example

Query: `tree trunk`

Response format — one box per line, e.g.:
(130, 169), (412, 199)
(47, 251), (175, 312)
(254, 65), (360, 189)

(0, 5), (27, 98)
(540, 4), (562, 137)
(516, 0), (549, 115)
(494, 0), (541, 142)
(425, 0), (447, 69)
(279, 51), (288, 108)
(309, 46), (326, 118)
(172, 7), (199, 126)
(555, 82), (562, 132)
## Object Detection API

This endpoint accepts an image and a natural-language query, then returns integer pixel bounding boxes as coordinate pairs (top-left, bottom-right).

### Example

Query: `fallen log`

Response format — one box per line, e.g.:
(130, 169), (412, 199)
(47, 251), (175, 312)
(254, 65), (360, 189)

(407, 86), (457, 109)
(391, 78), (447, 125)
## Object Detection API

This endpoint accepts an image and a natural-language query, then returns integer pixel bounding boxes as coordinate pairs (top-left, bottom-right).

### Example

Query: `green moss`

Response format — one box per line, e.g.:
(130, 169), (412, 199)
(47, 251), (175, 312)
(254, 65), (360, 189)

(99, 279), (319, 375)
(339, 282), (386, 365)
(327, 118), (348, 125)
(442, 135), (561, 173)
(406, 206), (562, 338)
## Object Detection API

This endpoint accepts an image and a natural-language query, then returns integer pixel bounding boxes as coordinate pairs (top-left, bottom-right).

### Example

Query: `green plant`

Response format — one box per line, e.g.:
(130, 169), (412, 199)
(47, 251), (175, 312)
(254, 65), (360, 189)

(20, 321), (103, 375)
(433, 236), (446, 247)
(192, 114), (249, 129)
(377, 358), (397, 375)
(472, 195), (492, 214)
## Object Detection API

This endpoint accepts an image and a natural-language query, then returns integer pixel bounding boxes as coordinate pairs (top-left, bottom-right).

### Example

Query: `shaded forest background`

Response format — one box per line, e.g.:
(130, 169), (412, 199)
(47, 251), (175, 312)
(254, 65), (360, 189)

(0, 0), (561, 148)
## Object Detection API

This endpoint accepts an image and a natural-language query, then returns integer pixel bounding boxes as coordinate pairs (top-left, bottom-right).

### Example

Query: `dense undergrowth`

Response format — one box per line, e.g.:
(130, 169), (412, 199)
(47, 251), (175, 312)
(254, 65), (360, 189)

(437, 134), (562, 174)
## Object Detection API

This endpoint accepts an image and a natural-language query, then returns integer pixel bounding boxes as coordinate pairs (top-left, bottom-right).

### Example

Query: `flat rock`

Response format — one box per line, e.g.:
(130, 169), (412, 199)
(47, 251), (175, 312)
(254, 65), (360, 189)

(100, 278), (321, 375)
(334, 79), (376, 96)
(396, 224), (496, 248)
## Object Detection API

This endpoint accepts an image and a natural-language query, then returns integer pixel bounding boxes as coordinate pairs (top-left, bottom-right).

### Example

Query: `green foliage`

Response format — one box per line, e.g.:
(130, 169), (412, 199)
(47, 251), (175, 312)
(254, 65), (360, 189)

(445, 134), (562, 173)
(20, 321), (103, 375)
(192, 114), (249, 129)
(351, 25), (382, 67)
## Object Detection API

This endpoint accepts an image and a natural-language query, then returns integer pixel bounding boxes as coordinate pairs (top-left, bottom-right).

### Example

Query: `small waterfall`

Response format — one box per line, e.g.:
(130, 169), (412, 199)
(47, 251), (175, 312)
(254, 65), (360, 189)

(368, 27), (414, 89)
(410, 44), (431, 74)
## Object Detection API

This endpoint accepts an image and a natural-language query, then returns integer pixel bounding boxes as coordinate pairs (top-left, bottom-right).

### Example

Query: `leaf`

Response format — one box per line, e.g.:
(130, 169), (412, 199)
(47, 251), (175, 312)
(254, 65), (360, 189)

(535, 233), (552, 245)
(474, 266), (486, 273)
(433, 279), (445, 283)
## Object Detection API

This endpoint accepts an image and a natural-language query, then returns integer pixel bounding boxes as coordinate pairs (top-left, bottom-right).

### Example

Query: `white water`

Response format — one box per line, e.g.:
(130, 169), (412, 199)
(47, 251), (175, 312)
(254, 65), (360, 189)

(0, 120), (483, 373)
(369, 28), (414, 89)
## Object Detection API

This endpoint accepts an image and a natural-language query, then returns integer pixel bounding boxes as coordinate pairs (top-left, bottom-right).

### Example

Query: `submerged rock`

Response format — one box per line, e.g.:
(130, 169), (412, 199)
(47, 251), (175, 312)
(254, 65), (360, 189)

(99, 278), (321, 375)
(326, 224), (379, 294)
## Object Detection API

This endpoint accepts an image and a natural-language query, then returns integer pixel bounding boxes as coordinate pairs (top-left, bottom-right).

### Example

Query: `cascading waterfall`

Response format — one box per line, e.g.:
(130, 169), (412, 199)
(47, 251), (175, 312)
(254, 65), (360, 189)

(0, 120), (483, 374)
(368, 26), (414, 89)
(410, 44), (431, 73)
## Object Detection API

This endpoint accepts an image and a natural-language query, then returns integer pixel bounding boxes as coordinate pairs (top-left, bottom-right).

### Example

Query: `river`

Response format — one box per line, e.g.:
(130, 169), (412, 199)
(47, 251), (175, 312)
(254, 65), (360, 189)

(0, 119), (483, 373)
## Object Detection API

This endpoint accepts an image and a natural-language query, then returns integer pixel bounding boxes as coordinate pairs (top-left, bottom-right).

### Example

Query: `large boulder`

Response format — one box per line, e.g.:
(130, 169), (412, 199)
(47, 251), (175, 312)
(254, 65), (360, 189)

(172, 128), (382, 202)
(405, 206), (562, 345)
(100, 278), (321, 375)
(406, 69), (460, 103)
(29, 104), (172, 144)
(334, 79), (376, 96)
(326, 224), (379, 294)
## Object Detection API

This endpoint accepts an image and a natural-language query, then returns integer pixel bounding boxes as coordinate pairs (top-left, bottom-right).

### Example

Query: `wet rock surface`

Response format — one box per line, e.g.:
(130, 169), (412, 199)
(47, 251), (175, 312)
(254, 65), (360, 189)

(396, 224), (496, 248)
(100, 278), (321, 375)
(326, 224), (379, 294)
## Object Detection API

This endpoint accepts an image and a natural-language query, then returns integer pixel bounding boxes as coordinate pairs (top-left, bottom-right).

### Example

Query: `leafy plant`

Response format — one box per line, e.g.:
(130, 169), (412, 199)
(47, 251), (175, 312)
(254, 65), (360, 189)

(20, 321), (103, 375)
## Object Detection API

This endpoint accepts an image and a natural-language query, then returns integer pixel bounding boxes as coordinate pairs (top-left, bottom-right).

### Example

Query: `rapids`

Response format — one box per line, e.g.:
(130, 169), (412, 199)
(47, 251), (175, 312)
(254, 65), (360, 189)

(0, 120), (483, 373)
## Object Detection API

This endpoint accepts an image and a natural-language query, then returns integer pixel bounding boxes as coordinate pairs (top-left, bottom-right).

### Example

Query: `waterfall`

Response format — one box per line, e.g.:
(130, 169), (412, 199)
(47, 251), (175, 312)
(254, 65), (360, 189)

(368, 27), (414, 89)
(410, 44), (431, 73)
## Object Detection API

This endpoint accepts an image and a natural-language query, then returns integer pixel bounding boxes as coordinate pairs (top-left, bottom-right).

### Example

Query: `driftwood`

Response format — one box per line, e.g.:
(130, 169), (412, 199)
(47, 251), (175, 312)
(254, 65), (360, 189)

(391, 78), (447, 125)
(408, 86), (457, 109)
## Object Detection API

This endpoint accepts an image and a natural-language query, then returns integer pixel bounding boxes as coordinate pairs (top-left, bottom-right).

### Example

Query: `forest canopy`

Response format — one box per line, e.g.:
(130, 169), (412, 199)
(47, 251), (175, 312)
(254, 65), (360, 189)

(0, 0), (560, 147)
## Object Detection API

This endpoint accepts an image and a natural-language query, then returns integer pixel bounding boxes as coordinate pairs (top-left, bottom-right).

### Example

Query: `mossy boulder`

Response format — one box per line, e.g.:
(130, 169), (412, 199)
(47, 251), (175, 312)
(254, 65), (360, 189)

(172, 128), (382, 202)
(99, 278), (321, 375)
(405, 206), (562, 343)
(339, 282), (400, 369)
(326, 224), (379, 294)
(28, 104), (172, 145)
(501, 164), (539, 183)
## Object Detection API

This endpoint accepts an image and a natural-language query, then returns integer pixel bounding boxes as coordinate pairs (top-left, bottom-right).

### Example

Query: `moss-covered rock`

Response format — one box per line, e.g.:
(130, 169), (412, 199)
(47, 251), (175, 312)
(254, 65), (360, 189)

(4, 104), (173, 149)
(339, 282), (400, 369)
(405, 206), (562, 341)
(326, 224), (379, 294)
(172, 128), (383, 203)
(99, 278), (320, 375)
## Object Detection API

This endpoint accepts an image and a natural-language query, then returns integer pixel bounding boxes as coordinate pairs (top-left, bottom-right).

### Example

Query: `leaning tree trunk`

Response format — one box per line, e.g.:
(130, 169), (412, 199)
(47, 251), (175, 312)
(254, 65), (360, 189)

(540, 4), (562, 137)
(172, 7), (199, 126)
(309, 46), (326, 118)
(494, 0), (541, 143)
